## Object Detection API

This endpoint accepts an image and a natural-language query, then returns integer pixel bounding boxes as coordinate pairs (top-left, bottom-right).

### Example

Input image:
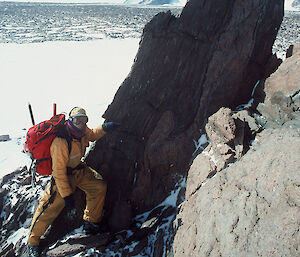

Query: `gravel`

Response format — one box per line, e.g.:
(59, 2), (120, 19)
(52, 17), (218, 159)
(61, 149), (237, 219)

(273, 11), (300, 58)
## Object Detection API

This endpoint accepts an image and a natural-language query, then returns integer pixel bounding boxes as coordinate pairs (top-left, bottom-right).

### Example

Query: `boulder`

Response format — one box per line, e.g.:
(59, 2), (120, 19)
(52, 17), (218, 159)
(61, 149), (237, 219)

(0, 135), (10, 142)
(186, 107), (258, 200)
(255, 90), (300, 129)
(205, 108), (236, 148)
(86, 0), (284, 232)
(256, 92), (295, 128)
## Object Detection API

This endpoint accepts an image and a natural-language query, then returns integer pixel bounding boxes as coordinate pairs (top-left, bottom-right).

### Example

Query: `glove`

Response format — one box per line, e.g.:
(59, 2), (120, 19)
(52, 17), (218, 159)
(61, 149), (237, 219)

(64, 194), (75, 209)
(67, 208), (77, 219)
(102, 122), (120, 132)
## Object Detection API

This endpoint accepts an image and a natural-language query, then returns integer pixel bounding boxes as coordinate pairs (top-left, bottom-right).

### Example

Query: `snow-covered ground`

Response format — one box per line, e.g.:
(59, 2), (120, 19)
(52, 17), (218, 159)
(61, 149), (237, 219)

(124, 0), (186, 6)
(0, 38), (139, 178)
(0, 0), (124, 3)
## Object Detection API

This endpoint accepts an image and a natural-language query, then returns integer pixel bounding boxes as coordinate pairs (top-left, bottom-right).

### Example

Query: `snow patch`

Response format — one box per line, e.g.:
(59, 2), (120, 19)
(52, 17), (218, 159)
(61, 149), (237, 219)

(7, 227), (29, 246)
(193, 133), (209, 155)
(0, 38), (139, 180)
(203, 146), (217, 166)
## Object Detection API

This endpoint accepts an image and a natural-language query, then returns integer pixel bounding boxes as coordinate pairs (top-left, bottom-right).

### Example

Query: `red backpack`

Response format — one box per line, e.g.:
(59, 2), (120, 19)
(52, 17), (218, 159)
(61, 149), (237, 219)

(25, 114), (71, 176)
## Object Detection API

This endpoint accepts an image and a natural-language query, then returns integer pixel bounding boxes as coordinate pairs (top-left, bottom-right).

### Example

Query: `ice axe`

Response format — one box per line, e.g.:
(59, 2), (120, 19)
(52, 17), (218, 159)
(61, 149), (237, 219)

(27, 103), (36, 187)
(28, 102), (35, 126)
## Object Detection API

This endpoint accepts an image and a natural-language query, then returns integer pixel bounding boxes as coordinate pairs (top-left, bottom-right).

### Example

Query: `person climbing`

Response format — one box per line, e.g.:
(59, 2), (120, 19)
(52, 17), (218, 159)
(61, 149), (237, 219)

(24, 107), (120, 257)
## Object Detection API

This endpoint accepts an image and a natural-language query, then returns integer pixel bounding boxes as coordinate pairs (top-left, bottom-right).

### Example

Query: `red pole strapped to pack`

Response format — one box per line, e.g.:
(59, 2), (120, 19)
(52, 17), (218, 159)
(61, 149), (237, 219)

(53, 103), (57, 116)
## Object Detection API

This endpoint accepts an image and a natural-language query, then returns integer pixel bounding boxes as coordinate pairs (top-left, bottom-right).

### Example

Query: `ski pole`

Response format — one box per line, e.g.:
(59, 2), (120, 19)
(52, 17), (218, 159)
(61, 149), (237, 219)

(28, 103), (35, 125)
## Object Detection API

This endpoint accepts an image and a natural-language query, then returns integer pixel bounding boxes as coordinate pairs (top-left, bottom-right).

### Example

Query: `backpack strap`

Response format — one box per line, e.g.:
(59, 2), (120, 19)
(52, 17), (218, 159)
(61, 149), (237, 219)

(54, 125), (73, 178)
(56, 123), (72, 155)
(65, 136), (72, 155)
(56, 123), (86, 175)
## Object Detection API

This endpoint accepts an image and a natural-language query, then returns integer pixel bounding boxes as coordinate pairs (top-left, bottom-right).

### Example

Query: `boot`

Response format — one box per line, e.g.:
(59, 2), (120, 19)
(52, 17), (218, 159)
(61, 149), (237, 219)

(83, 220), (102, 235)
(24, 245), (39, 257)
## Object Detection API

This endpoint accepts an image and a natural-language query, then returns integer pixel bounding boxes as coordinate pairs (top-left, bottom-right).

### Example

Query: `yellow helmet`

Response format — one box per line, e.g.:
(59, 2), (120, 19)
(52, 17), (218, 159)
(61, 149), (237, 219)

(69, 107), (88, 119)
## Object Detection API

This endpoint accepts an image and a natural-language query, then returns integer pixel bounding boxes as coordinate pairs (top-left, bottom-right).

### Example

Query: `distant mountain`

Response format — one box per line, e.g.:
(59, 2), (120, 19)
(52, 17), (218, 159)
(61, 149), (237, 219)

(123, 0), (187, 6)
(123, 0), (300, 11)
(292, 0), (300, 7)
(285, 0), (300, 11)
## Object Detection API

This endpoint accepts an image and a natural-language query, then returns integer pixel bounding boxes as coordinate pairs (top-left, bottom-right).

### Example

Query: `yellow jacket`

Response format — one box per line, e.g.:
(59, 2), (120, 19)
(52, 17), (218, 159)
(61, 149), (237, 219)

(50, 125), (106, 198)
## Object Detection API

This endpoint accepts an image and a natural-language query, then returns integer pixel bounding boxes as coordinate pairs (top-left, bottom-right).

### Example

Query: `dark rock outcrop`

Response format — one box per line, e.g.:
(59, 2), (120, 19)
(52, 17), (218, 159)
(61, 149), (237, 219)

(86, 0), (284, 231)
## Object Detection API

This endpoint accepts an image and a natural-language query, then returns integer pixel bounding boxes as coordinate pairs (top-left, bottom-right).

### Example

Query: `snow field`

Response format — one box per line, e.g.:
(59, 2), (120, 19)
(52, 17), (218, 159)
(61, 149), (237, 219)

(0, 38), (139, 178)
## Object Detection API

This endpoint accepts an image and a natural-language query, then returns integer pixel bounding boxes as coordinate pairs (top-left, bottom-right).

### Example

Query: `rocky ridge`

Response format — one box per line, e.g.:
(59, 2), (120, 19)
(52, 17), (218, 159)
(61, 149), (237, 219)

(173, 45), (300, 257)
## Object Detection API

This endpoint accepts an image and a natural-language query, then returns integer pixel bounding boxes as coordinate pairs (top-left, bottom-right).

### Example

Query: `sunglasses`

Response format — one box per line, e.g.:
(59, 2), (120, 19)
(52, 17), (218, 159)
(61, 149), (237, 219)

(72, 116), (88, 125)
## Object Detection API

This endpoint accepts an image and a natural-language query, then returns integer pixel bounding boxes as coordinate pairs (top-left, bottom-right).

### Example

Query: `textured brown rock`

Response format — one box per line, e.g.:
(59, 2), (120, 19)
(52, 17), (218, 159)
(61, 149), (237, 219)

(232, 110), (261, 135)
(173, 128), (300, 257)
(186, 107), (257, 201)
(255, 43), (300, 129)
(185, 150), (216, 200)
(205, 108), (237, 172)
(205, 108), (236, 147)
(255, 90), (300, 129)
(264, 43), (300, 102)
(86, 0), (284, 231)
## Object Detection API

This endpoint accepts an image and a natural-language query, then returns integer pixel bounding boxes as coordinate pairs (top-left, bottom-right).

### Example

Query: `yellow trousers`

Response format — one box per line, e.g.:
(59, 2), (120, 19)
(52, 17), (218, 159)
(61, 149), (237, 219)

(28, 166), (107, 246)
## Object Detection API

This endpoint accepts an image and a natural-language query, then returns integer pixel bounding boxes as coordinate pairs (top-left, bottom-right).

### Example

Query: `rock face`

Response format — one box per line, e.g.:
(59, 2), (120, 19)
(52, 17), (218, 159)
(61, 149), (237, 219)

(264, 44), (300, 102)
(86, 0), (284, 231)
(173, 127), (300, 257)
(255, 44), (300, 129)
(173, 46), (300, 257)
